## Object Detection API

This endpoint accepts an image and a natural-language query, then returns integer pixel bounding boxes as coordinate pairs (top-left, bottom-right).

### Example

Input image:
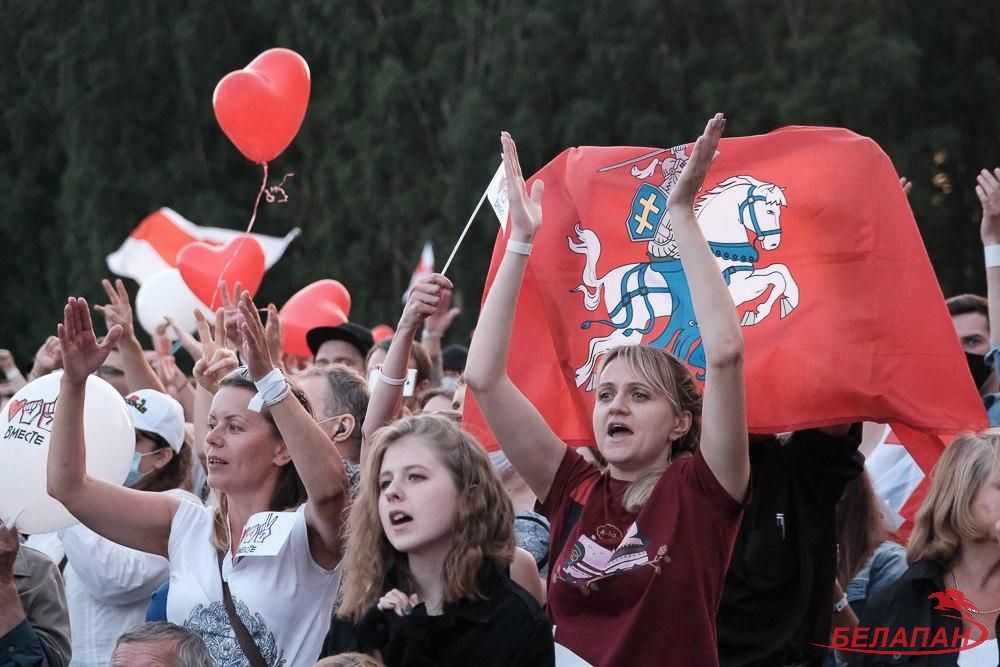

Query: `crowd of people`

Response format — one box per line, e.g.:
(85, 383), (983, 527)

(2, 118), (1000, 667)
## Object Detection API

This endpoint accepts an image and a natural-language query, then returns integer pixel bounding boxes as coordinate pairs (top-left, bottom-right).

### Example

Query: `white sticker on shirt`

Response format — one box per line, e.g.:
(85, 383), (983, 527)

(235, 511), (296, 558)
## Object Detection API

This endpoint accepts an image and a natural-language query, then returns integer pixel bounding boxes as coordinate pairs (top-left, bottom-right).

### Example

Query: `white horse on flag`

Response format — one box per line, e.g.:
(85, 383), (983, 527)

(569, 175), (798, 389)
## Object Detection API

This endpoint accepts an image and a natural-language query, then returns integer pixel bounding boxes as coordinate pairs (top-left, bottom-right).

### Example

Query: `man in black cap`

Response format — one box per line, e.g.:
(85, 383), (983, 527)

(306, 322), (374, 374)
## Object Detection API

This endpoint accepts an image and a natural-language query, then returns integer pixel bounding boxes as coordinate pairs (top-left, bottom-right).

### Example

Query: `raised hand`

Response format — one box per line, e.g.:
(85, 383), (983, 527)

(57, 297), (123, 385)
(151, 322), (188, 396)
(401, 274), (454, 333)
(976, 168), (1000, 244)
(153, 321), (172, 359)
(29, 336), (63, 380)
(218, 280), (244, 351)
(94, 278), (137, 340)
(164, 315), (203, 361)
(263, 304), (284, 371)
(236, 292), (274, 382)
(501, 131), (544, 241)
(668, 113), (726, 210)
(423, 282), (460, 338)
(0, 350), (16, 376)
(899, 176), (913, 197)
(192, 309), (238, 394)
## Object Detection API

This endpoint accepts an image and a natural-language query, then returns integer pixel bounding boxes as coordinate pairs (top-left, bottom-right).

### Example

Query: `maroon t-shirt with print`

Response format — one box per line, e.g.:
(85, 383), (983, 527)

(540, 447), (745, 667)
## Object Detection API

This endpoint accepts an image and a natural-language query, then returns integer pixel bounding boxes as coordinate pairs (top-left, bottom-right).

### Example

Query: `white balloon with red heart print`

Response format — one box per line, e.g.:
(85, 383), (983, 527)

(0, 371), (134, 534)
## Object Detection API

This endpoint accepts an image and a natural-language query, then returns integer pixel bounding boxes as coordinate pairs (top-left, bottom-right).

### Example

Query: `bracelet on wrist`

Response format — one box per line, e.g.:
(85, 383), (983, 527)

(247, 368), (288, 412)
(377, 369), (407, 386)
(3, 367), (21, 380)
(506, 239), (533, 256)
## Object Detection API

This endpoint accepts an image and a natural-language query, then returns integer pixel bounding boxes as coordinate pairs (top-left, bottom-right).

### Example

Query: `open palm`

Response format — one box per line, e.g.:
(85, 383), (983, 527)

(668, 113), (725, 209)
(57, 297), (122, 384)
(502, 131), (544, 239)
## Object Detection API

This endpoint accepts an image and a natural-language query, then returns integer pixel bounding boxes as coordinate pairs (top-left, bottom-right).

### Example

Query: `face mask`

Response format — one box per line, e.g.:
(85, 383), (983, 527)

(966, 352), (992, 389)
(125, 450), (158, 488)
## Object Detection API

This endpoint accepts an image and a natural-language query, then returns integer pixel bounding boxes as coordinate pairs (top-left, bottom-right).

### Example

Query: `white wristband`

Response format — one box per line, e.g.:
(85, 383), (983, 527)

(506, 239), (533, 256)
(985, 244), (1000, 268)
(4, 367), (21, 380)
(833, 594), (849, 613)
(247, 368), (288, 412)
(377, 369), (407, 386)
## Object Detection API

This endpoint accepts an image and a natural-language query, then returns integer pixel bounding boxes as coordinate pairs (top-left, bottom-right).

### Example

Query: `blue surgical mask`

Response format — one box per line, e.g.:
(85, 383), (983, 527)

(125, 450), (157, 488)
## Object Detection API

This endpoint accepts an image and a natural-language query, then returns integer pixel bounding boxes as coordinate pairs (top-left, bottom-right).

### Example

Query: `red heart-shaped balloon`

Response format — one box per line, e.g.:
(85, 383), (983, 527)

(213, 48), (311, 164)
(177, 235), (266, 310)
(371, 324), (395, 344)
(280, 280), (352, 358)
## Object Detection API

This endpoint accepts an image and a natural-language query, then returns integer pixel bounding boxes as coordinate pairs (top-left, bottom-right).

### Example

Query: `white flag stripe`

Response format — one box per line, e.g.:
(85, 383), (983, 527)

(865, 425), (925, 533)
(106, 207), (300, 284)
(486, 162), (509, 231)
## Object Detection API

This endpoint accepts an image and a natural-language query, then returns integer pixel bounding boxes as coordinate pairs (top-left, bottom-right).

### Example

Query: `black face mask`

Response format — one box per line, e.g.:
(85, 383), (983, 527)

(966, 351), (992, 389)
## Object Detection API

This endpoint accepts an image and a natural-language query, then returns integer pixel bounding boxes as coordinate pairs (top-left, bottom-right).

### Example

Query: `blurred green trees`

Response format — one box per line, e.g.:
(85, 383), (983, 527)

(1, 0), (997, 362)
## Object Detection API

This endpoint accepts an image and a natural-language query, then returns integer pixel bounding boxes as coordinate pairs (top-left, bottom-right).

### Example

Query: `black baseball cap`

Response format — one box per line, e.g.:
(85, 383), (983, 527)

(442, 344), (468, 374)
(306, 322), (375, 359)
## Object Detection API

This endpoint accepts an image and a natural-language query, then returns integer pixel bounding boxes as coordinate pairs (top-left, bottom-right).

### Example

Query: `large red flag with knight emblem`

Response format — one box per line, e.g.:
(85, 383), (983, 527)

(463, 126), (988, 474)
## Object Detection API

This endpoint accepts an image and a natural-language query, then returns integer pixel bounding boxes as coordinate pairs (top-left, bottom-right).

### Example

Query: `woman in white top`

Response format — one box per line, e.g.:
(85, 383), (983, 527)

(55, 389), (202, 667)
(48, 293), (349, 667)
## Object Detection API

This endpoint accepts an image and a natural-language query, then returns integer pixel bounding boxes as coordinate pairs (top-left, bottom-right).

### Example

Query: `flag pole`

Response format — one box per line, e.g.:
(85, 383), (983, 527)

(441, 187), (490, 277)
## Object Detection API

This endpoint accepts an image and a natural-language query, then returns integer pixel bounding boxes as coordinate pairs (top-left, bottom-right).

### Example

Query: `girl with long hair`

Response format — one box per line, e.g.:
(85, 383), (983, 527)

(47, 293), (349, 666)
(464, 116), (750, 666)
(337, 414), (553, 665)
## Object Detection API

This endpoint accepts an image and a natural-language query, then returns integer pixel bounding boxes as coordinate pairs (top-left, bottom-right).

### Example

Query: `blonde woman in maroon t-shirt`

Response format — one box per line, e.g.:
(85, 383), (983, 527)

(465, 115), (750, 667)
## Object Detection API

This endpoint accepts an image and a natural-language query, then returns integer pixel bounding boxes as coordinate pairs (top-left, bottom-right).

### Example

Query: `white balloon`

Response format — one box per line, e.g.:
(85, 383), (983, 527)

(134, 268), (213, 338)
(0, 371), (135, 534)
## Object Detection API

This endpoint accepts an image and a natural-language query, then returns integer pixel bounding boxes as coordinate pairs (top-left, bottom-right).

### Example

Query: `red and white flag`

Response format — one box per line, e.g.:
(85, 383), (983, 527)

(402, 242), (435, 303)
(866, 424), (937, 543)
(464, 127), (988, 465)
(106, 208), (300, 284)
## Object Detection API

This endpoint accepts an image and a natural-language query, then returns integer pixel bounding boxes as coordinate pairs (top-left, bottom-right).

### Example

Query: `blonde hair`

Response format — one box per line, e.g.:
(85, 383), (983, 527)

(907, 431), (1000, 566)
(597, 345), (702, 513)
(209, 371), (311, 551)
(337, 414), (516, 622)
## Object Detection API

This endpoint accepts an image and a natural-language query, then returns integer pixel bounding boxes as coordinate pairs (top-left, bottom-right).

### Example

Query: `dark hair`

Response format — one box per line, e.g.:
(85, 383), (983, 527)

(209, 370), (311, 550)
(112, 621), (212, 666)
(946, 294), (988, 319)
(133, 430), (193, 494)
(835, 471), (887, 584)
(419, 387), (454, 411)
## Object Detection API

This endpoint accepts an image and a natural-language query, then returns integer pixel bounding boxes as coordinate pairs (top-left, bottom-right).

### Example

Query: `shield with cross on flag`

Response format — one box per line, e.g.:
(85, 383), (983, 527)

(626, 183), (666, 242)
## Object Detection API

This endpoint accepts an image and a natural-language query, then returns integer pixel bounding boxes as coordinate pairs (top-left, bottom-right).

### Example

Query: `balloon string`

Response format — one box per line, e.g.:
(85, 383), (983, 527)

(246, 162), (295, 234)
(210, 162), (295, 311)
(247, 162), (270, 235)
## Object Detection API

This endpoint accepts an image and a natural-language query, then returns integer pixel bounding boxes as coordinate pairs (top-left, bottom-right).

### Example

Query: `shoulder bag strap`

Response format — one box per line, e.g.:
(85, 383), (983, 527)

(217, 550), (269, 667)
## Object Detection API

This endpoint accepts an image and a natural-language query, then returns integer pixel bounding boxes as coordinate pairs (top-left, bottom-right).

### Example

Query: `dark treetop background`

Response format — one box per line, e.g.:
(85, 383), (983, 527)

(2, 1), (998, 361)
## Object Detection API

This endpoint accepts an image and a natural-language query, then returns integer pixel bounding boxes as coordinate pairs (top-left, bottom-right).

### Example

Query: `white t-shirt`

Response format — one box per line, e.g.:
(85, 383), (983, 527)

(958, 638), (999, 666)
(166, 500), (341, 667)
(26, 488), (202, 667)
